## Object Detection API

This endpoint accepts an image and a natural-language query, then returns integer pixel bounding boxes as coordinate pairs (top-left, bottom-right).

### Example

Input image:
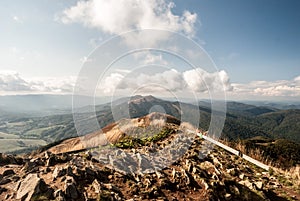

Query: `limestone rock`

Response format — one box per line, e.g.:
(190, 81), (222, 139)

(16, 173), (48, 201)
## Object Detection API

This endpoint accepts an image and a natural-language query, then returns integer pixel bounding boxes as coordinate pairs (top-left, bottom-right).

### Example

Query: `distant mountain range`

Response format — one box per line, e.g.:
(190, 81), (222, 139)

(0, 94), (112, 116)
(0, 95), (299, 154)
(1, 94), (299, 115)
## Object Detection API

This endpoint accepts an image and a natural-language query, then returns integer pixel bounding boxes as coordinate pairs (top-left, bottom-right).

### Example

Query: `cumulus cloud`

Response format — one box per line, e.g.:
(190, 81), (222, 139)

(0, 71), (31, 91)
(183, 69), (233, 92)
(231, 76), (300, 98)
(58, 0), (197, 36)
(0, 71), (76, 95)
(99, 68), (232, 95)
(101, 73), (124, 94)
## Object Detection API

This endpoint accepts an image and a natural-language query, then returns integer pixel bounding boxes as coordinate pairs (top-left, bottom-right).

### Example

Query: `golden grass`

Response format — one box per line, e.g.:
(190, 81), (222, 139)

(221, 138), (300, 189)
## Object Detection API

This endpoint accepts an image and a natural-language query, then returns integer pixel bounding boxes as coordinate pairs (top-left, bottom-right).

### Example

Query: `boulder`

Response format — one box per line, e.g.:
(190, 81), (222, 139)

(65, 183), (79, 199)
(64, 176), (79, 199)
(22, 161), (39, 173)
(2, 169), (15, 177)
(16, 173), (48, 201)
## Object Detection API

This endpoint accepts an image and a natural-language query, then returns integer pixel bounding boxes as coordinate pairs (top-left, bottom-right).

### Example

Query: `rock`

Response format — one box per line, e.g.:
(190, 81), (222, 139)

(85, 166), (96, 176)
(229, 185), (240, 196)
(65, 183), (79, 199)
(199, 179), (209, 190)
(65, 176), (76, 184)
(269, 181), (282, 188)
(4, 193), (10, 200)
(84, 151), (92, 160)
(66, 165), (73, 176)
(92, 179), (101, 193)
(44, 151), (51, 159)
(2, 169), (15, 177)
(22, 161), (38, 173)
(254, 181), (263, 190)
(171, 168), (176, 179)
(0, 178), (11, 185)
(184, 159), (193, 172)
(64, 176), (78, 199)
(44, 167), (51, 173)
(12, 175), (20, 182)
(54, 189), (65, 201)
(226, 168), (238, 176)
(46, 155), (56, 167)
(0, 186), (7, 194)
(30, 158), (44, 166)
(213, 158), (222, 168)
(199, 161), (215, 173)
(13, 180), (21, 191)
(155, 171), (163, 179)
(239, 173), (245, 180)
(181, 168), (190, 185)
(53, 167), (66, 180)
(239, 180), (253, 190)
(225, 193), (232, 200)
(102, 183), (121, 193)
(0, 154), (21, 166)
(16, 173), (48, 201)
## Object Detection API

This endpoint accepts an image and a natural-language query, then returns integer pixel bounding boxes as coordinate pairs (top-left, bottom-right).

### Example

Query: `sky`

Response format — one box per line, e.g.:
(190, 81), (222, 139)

(0, 0), (299, 100)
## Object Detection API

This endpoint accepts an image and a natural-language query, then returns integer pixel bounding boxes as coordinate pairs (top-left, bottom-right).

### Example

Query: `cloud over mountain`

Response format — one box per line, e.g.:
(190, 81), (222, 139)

(231, 75), (300, 98)
(100, 68), (232, 94)
(0, 71), (31, 91)
(0, 71), (75, 95)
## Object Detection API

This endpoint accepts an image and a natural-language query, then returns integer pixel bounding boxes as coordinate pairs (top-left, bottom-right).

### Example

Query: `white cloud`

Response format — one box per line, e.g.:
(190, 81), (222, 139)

(101, 73), (124, 94)
(143, 53), (168, 65)
(133, 51), (169, 65)
(183, 69), (233, 92)
(29, 76), (76, 93)
(294, 75), (300, 82)
(0, 71), (31, 91)
(99, 68), (232, 95)
(231, 76), (300, 98)
(58, 0), (197, 44)
(115, 69), (131, 74)
(79, 56), (93, 63)
(0, 71), (76, 95)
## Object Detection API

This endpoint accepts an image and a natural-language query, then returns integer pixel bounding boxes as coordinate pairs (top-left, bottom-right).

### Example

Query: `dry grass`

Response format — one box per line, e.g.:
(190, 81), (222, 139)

(222, 138), (300, 189)
(283, 165), (300, 188)
(222, 139), (271, 165)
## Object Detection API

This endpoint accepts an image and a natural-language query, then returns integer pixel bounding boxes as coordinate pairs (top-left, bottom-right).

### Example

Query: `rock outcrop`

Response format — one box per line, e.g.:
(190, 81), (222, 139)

(0, 113), (299, 200)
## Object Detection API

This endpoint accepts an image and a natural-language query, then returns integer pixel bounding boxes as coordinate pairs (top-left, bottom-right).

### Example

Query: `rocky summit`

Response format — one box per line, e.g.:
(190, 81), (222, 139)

(0, 113), (299, 201)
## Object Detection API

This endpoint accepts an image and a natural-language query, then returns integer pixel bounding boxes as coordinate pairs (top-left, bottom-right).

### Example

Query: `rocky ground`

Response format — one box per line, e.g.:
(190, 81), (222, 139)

(0, 113), (299, 201)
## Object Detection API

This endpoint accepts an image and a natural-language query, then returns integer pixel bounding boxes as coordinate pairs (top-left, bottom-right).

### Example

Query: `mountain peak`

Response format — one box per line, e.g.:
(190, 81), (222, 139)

(129, 95), (158, 104)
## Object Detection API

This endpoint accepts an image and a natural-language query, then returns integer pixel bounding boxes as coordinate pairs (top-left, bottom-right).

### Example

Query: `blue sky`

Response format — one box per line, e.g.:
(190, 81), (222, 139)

(174, 0), (300, 82)
(0, 0), (299, 100)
